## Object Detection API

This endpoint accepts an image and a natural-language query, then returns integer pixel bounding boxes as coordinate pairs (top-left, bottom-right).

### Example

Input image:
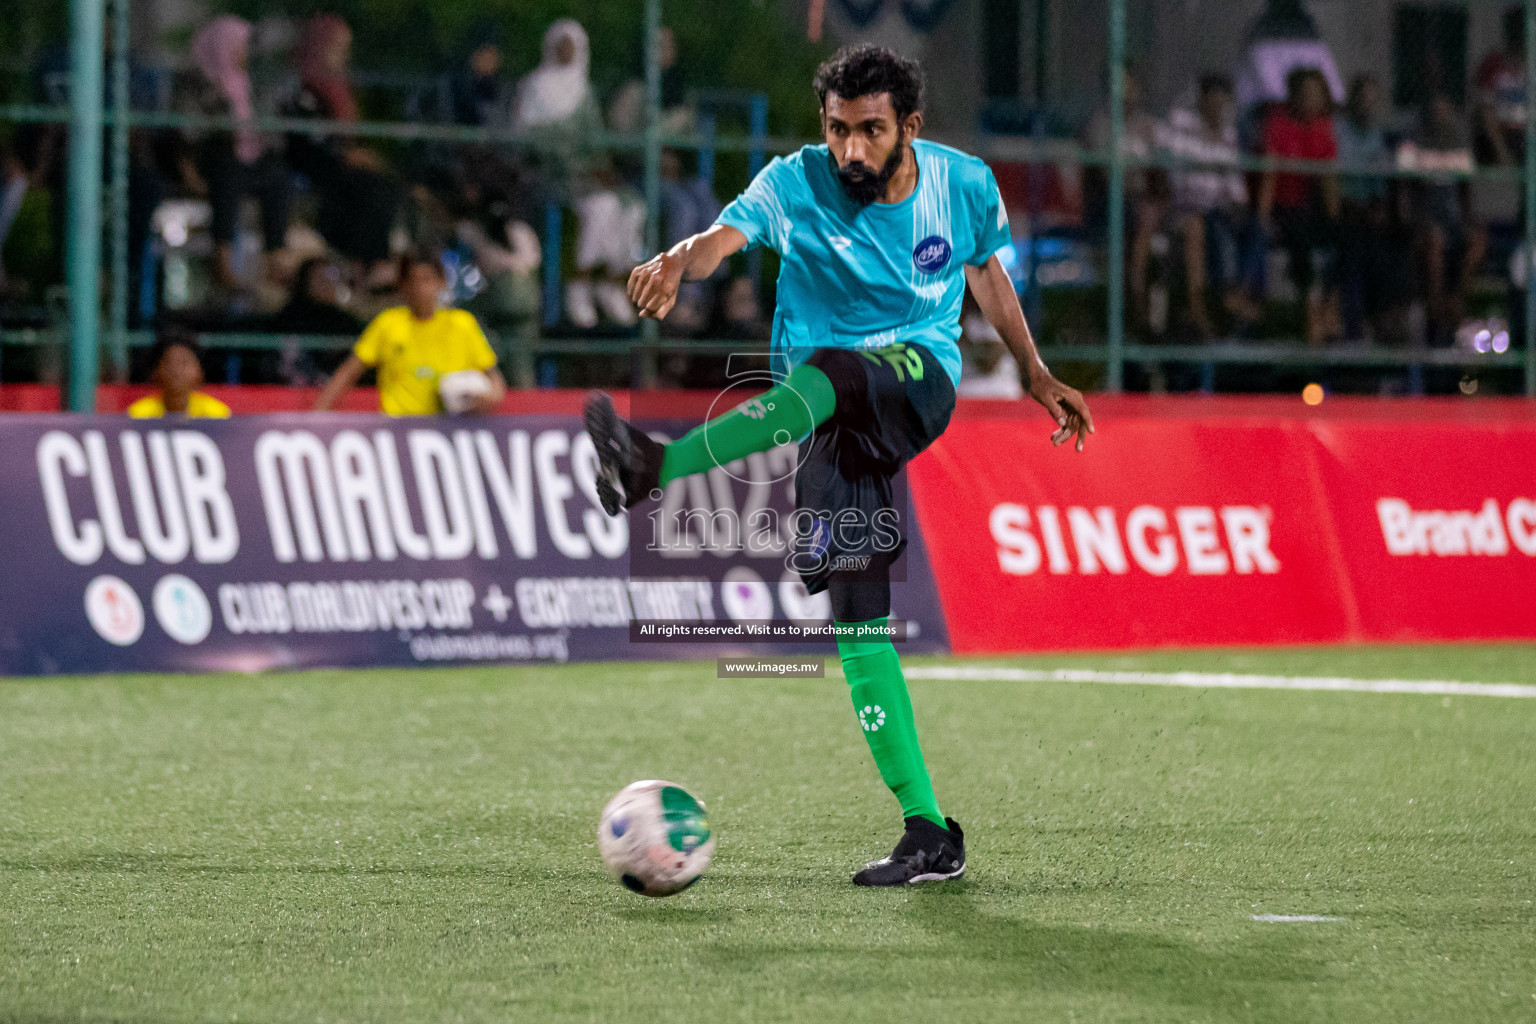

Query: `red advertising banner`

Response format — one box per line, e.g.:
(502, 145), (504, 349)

(908, 397), (1536, 653)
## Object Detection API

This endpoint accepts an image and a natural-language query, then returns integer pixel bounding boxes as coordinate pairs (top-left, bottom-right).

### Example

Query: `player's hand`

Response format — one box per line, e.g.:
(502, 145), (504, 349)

(1027, 372), (1094, 452)
(627, 252), (686, 320)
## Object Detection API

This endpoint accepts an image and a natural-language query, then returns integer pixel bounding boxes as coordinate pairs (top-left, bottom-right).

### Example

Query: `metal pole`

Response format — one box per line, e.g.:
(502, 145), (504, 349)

(1525, 0), (1536, 397)
(637, 0), (662, 390)
(66, 0), (105, 412)
(1105, 0), (1126, 393)
(109, 0), (130, 382)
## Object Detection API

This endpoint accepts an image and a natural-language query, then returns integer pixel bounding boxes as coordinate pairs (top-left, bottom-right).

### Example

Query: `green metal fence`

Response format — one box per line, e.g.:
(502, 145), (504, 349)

(33, 0), (1536, 408)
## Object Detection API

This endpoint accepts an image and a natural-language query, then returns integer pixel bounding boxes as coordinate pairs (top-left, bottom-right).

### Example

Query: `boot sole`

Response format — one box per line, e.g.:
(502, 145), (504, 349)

(582, 391), (627, 517)
(907, 863), (965, 884)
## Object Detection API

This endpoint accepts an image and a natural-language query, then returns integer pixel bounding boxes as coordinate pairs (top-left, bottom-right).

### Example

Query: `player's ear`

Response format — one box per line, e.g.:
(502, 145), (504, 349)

(901, 111), (924, 142)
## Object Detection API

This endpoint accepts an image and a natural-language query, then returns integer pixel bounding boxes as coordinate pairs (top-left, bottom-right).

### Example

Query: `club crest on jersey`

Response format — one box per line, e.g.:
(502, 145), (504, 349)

(912, 236), (951, 273)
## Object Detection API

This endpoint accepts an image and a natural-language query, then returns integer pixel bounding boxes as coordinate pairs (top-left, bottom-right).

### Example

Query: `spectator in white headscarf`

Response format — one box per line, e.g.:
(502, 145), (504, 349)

(515, 19), (641, 329)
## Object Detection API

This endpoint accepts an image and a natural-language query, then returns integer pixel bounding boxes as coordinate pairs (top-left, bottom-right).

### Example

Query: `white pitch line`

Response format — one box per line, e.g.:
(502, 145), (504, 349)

(902, 666), (1536, 699)
(1250, 914), (1347, 923)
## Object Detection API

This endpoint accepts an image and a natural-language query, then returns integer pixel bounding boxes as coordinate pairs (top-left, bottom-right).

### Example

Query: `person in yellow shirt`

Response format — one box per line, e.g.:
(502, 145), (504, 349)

(127, 327), (233, 419)
(315, 247), (507, 415)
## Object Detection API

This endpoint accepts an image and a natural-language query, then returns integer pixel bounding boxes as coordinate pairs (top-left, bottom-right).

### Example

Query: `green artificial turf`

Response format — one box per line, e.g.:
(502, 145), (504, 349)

(2, 644), (1534, 1023)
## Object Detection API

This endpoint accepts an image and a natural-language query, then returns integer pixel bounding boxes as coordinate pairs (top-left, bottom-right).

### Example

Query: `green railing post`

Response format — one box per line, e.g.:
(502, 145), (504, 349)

(109, 0), (130, 382)
(1525, 0), (1536, 397)
(66, 0), (105, 412)
(1105, 0), (1126, 393)
(637, 0), (663, 390)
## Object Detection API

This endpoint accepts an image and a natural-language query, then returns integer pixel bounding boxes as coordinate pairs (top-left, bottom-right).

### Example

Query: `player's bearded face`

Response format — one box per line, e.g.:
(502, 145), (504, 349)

(836, 138), (906, 206)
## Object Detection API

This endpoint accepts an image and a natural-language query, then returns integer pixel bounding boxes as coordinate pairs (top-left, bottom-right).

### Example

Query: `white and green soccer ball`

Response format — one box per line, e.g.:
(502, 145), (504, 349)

(598, 780), (715, 897)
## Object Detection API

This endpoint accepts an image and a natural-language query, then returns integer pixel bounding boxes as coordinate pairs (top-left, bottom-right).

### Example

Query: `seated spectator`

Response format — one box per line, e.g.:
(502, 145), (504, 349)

(610, 27), (719, 331)
(455, 213), (541, 353)
(515, 19), (641, 329)
(1333, 74), (1412, 342)
(128, 326), (231, 419)
(1475, 6), (1528, 166)
(1414, 93), (1485, 344)
(1233, 0), (1344, 149)
(315, 247), (507, 415)
(273, 257), (367, 335)
(448, 22), (516, 130)
(0, 142), (32, 295)
(609, 26), (695, 139)
(1258, 66), (1340, 344)
(957, 299), (1023, 398)
(283, 15), (401, 284)
(1158, 73), (1262, 336)
(175, 16), (291, 296)
(1085, 67), (1169, 333)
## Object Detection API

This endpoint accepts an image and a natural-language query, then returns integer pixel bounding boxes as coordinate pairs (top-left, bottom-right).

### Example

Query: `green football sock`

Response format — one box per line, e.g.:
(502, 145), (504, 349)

(836, 618), (945, 827)
(658, 364), (837, 486)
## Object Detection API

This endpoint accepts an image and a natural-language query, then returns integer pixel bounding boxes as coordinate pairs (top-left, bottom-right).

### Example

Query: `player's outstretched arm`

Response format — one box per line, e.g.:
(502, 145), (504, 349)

(628, 225), (748, 320)
(964, 255), (1094, 452)
(315, 354), (368, 411)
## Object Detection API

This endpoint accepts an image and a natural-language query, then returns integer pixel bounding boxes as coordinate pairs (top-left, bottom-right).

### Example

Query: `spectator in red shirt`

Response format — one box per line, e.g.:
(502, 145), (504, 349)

(1258, 66), (1341, 344)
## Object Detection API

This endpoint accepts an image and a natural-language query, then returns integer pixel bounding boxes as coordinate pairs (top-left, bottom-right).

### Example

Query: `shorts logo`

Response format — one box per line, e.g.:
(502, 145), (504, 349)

(806, 518), (831, 559)
(912, 235), (951, 273)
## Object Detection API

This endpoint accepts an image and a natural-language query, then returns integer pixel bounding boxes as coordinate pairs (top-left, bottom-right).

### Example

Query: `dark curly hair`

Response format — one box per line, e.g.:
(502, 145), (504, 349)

(813, 45), (925, 123)
(146, 322), (203, 374)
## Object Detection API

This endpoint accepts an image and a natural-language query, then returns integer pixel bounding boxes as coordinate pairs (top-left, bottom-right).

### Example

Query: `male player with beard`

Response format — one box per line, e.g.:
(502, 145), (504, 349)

(585, 44), (1093, 885)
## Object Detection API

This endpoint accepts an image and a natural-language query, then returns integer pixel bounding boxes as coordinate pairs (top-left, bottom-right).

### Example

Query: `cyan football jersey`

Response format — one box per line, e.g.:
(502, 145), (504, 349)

(716, 138), (1011, 386)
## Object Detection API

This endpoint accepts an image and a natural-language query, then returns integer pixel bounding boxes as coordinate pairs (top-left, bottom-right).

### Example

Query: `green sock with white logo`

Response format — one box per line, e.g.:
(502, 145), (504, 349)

(836, 617), (945, 828)
(658, 364), (837, 486)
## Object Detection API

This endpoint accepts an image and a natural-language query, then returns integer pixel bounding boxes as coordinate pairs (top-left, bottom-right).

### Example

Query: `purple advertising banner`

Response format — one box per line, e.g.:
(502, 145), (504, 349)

(0, 414), (949, 675)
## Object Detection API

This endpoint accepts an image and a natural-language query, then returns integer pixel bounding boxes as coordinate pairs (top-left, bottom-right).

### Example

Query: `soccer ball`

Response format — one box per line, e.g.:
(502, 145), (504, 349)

(598, 780), (715, 897)
(437, 369), (493, 414)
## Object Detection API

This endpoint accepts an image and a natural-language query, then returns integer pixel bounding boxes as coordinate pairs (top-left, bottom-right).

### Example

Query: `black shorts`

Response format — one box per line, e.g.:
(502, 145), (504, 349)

(791, 342), (956, 622)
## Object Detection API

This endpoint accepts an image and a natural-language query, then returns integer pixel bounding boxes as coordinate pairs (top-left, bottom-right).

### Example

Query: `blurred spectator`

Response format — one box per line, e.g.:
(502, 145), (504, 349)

(610, 26), (719, 330)
(34, 36), (165, 321)
(515, 19), (641, 329)
(455, 196), (542, 359)
(273, 257), (367, 335)
(1333, 74), (1412, 343)
(1086, 67), (1168, 333)
(175, 16), (291, 295)
(957, 298), (1023, 398)
(1475, 7), (1527, 166)
(315, 247), (506, 415)
(0, 144), (32, 294)
(1233, 0), (1343, 148)
(448, 21), (516, 130)
(1258, 67), (1340, 344)
(609, 26), (695, 137)
(1158, 74), (1262, 336)
(284, 15), (402, 281)
(127, 325), (232, 419)
(1414, 94), (1485, 344)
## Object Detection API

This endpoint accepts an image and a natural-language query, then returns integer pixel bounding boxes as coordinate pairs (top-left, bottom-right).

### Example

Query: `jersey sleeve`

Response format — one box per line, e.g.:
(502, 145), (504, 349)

(459, 312), (498, 371)
(353, 311), (389, 366)
(967, 164), (1012, 266)
(716, 155), (795, 254)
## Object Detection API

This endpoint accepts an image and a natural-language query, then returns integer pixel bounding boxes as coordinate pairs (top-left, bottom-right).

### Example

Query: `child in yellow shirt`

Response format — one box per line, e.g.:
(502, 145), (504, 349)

(127, 327), (232, 419)
(315, 248), (507, 415)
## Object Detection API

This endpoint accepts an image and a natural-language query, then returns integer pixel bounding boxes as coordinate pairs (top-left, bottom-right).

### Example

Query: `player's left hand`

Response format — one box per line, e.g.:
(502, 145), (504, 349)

(627, 253), (686, 320)
(1028, 373), (1094, 452)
